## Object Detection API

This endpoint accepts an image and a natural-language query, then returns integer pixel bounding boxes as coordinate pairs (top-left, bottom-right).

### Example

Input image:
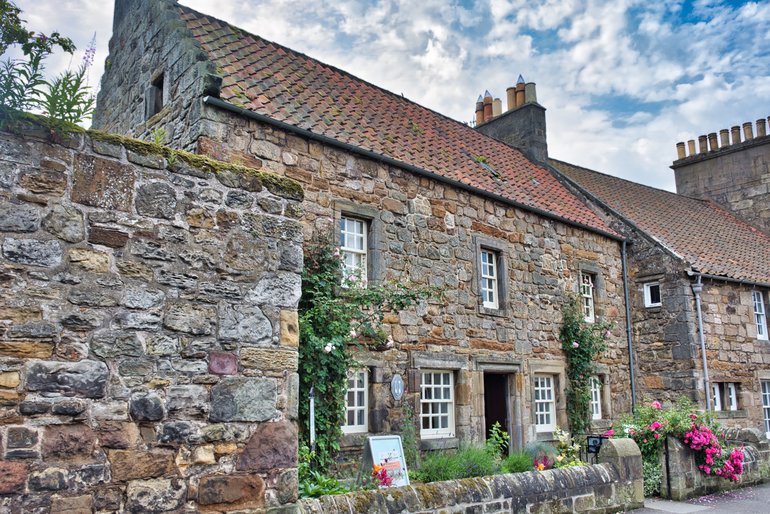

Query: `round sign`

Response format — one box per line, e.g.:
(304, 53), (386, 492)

(391, 374), (405, 401)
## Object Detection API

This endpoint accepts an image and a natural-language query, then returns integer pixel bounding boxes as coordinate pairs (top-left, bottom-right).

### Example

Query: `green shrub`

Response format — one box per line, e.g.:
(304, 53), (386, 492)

(415, 446), (500, 483)
(501, 450), (533, 473)
(643, 460), (662, 497)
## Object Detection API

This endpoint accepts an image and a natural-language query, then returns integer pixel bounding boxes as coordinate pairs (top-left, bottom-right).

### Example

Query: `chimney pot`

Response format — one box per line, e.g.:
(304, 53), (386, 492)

(483, 94), (493, 122)
(676, 142), (686, 160)
(515, 82), (525, 108)
(492, 98), (502, 117)
(484, 90), (492, 99)
(731, 125), (741, 145)
(757, 118), (767, 138)
(743, 121), (754, 141)
(524, 82), (537, 104)
(475, 96), (484, 126)
(506, 87), (515, 112)
(697, 135), (708, 154)
(687, 140), (696, 156)
(517, 74), (525, 84)
(708, 132), (719, 152)
(719, 129), (729, 147)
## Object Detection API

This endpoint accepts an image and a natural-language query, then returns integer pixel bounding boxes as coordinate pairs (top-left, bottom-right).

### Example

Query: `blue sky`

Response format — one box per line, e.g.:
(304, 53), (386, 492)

(13, 0), (770, 191)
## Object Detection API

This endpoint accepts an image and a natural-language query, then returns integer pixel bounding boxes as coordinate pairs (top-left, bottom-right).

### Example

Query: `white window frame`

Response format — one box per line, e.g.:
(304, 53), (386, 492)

(590, 377), (602, 420)
(480, 249), (499, 309)
(341, 369), (368, 434)
(534, 374), (556, 432)
(644, 282), (662, 308)
(727, 383), (738, 411)
(580, 273), (596, 323)
(753, 291), (768, 340)
(712, 383), (722, 411)
(340, 215), (368, 286)
(762, 380), (770, 439)
(420, 370), (455, 439)
(712, 382), (739, 412)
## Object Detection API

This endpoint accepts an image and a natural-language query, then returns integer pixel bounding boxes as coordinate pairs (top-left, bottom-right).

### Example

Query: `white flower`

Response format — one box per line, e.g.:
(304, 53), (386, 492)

(323, 343), (333, 353)
(385, 335), (394, 348)
(349, 330), (357, 338)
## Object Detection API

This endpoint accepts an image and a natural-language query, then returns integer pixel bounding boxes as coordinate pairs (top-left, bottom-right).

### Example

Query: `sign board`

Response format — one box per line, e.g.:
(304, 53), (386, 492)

(391, 374), (404, 401)
(359, 435), (410, 487)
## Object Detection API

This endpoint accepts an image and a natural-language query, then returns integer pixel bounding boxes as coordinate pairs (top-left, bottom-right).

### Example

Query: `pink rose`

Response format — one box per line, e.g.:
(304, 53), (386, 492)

(651, 400), (662, 410)
(572, 341), (579, 348)
(603, 428), (615, 438)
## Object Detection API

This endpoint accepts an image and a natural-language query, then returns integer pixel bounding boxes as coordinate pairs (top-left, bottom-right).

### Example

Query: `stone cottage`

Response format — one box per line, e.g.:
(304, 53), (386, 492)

(94, 0), (634, 460)
(549, 155), (770, 436)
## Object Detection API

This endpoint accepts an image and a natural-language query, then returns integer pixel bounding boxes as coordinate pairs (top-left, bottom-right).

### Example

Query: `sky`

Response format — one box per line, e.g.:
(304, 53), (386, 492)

(11, 0), (770, 192)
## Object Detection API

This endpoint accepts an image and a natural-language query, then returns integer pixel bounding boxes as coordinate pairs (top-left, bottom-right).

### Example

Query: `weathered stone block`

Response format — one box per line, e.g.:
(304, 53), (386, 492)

(107, 449), (176, 482)
(88, 225), (129, 248)
(129, 392), (165, 421)
(67, 288), (118, 307)
(0, 306), (42, 324)
(135, 182), (177, 219)
(0, 198), (40, 232)
(42, 424), (96, 463)
(7, 426), (38, 448)
(280, 309), (299, 347)
(91, 331), (143, 359)
(209, 378), (277, 422)
(158, 421), (197, 444)
(236, 421), (298, 471)
(247, 271), (301, 308)
(97, 421), (140, 449)
(0, 461), (28, 494)
(93, 486), (123, 511)
(51, 399), (86, 416)
(167, 385), (209, 417)
(209, 351), (237, 375)
(28, 467), (67, 491)
(72, 154), (135, 211)
(19, 169), (67, 195)
(0, 341), (54, 358)
(217, 302), (272, 343)
(50, 494), (93, 513)
(121, 287), (165, 309)
(43, 204), (86, 243)
(198, 474), (265, 508)
(69, 247), (109, 272)
(0, 371), (20, 388)
(2, 238), (62, 267)
(241, 348), (298, 372)
(26, 360), (109, 398)
(164, 303), (217, 335)
(125, 478), (187, 513)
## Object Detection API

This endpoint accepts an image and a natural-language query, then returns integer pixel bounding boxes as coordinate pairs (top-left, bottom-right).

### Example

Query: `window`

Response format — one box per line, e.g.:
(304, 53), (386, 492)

(340, 215), (368, 285)
(341, 369), (368, 434)
(753, 291), (768, 340)
(534, 374), (556, 432)
(644, 282), (662, 308)
(145, 73), (164, 119)
(590, 377), (602, 420)
(480, 249), (499, 309)
(420, 370), (454, 439)
(580, 273), (596, 322)
(712, 382), (738, 411)
(762, 381), (770, 438)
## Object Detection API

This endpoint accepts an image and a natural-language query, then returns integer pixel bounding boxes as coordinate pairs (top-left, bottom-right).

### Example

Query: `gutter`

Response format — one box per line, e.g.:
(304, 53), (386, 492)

(202, 96), (624, 243)
(690, 273), (712, 411)
(621, 240), (637, 413)
(686, 270), (770, 289)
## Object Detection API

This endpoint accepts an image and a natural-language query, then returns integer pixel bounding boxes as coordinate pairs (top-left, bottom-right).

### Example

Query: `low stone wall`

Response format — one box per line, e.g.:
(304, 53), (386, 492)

(661, 430), (770, 501)
(0, 125), (303, 512)
(300, 439), (644, 514)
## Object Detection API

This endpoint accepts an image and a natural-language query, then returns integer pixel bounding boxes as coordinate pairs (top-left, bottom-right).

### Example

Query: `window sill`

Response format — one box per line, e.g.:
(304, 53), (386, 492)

(479, 305), (508, 318)
(340, 432), (369, 449)
(714, 410), (747, 419)
(420, 437), (459, 451)
(535, 431), (556, 443)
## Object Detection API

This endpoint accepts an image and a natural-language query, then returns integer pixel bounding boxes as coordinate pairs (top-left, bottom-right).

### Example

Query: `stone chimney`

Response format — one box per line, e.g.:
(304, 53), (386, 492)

(671, 115), (770, 234)
(473, 75), (548, 163)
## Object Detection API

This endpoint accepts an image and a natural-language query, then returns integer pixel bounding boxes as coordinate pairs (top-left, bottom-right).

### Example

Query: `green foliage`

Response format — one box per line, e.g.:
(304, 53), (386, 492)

(485, 421), (510, 459)
(298, 443), (351, 498)
(0, 1), (93, 128)
(642, 460), (662, 497)
(559, 295), (611, 435)
(151, 127), (168, 145)
(553, 427), (585, 468)
(413, 446), (500, 483)
(501, 450), (533, 474)
(400, 398), (420, 470)
(298, 232), (437, 470)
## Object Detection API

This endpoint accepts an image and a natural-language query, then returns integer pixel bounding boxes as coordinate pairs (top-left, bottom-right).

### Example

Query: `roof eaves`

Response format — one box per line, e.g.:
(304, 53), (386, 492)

(204, 96), (624, 242)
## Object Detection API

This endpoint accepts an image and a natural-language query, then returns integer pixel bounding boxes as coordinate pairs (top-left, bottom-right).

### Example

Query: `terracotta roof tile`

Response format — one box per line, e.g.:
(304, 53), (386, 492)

(178, 5), (617, 237)
(550, 158), (770, 283)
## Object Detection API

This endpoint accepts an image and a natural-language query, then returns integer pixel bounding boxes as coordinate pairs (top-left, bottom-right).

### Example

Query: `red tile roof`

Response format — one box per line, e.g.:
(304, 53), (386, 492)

(551, 158), (770, 283)
(177, 5), (617, 238)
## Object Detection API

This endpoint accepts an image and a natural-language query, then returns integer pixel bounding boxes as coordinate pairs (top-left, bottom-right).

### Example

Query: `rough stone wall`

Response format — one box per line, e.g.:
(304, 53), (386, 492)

(93, 0), (215, 152)
(188, 105), (631, 451)
(672, 137), (770, 234)
(300, 438), (644, 514)
(0, 126), (303, 512)
(475, 103), (548, 164)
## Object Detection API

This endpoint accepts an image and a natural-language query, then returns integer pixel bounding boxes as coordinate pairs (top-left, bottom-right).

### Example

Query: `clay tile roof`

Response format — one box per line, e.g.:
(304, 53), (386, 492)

(550, 158), (770, 284)
(177, 5), (618, 238)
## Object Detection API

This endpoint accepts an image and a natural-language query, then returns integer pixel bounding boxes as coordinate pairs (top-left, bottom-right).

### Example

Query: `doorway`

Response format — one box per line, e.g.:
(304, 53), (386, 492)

(484, 373), (510, 445)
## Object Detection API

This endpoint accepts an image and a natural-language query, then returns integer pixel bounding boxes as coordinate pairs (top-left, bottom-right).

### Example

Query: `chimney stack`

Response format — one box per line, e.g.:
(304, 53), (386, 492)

(674, 115), (770, 160)
(758, 119), (767, 138)
(743, 122), (754, 141)
(506, 87), (515, 111)
(492, 98), (502, 117)
(687, 140), (696, 156)
(698, 135), (708, 154)
(731, 126), (741, 145)
(483, 90), (493, 122)
(719, 129), (729, 147)
(708, 132), (719, 152)
(676, 142), (686, 160)
(475, 95), (484, 126)
(515, 76), (525, 108)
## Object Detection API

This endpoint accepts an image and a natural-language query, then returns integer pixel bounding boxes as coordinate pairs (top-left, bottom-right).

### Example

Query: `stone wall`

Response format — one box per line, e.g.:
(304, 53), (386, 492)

(0, 125), (303, 512)
(300, 438), (644, 514)
(661, 431), (770, 501)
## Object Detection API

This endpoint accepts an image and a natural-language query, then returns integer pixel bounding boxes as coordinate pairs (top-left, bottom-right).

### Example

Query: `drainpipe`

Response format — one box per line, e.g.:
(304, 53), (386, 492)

(691, 274), (712, 410)
(621, 241), (637, 413)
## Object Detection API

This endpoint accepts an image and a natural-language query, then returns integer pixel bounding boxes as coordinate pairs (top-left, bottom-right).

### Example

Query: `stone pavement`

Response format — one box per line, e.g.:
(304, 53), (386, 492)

(631, 482), (770, 513)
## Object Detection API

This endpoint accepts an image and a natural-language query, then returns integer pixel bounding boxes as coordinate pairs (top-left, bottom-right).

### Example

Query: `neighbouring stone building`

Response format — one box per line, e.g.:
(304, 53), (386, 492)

(0, 125), (304, 511)
(94, 0), (633, 479)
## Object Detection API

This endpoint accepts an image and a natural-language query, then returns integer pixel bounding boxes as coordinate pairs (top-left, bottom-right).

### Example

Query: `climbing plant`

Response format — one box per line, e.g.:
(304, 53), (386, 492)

(559, 295), (611, 435)
(298, 232), (436, 470)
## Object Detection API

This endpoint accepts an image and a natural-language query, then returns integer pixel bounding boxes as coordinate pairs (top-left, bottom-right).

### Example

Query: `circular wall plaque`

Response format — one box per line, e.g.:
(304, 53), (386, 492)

(391, 374), (405, 401)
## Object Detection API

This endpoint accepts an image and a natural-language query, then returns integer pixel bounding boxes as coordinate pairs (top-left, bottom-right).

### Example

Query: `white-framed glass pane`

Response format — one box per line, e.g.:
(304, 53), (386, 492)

(580, 273), (595, 323)
(420, 370), (454, 439)
(712, 383), (722, 411)
(590, 377), (602, 420)
(762, 381), (770, 438)
(480, 249), (499, 309)
(754, 291), (768, 340)
(534, 375), (555, 432)
(340, 216), (368, 286)
(341, 369), (368, 433)
(727, 383), (738, 411)
(644, 282), (662, 308)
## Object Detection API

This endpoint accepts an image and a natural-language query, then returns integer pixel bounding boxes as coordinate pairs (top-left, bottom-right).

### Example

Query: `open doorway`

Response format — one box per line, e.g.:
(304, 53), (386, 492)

(484, 373), (510, 447)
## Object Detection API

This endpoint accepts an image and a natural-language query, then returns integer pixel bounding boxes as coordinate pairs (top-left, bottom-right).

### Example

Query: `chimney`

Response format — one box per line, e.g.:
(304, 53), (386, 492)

(676, 142), (686, 160)
(758, 119), (767, 138)
(743, 122), (754, 141)
(731, 126), (741, 145)
(698, 135), (707, 154)
(483, 90), (493, 122)
(475, 95), (484, 126)
(708, 132), (719, 152)
(687, 140), (696, 156)
(719, 129), (729, 147)
(474, 75), (548, 163)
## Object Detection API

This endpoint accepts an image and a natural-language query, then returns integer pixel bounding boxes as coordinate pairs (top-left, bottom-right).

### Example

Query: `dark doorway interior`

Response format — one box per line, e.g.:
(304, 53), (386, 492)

(484, 373), (509, 442)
